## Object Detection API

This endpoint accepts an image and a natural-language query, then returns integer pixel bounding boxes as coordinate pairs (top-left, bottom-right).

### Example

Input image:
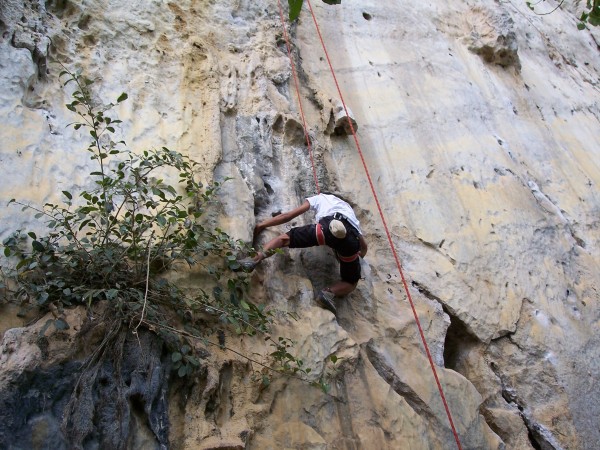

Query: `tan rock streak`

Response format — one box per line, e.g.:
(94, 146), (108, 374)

(0, 0), (599, 449)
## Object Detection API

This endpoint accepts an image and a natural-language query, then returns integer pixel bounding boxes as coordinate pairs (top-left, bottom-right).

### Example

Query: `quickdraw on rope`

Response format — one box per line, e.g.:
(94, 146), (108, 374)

(276, 0), (320, 194)
(277, 1), (464, 449)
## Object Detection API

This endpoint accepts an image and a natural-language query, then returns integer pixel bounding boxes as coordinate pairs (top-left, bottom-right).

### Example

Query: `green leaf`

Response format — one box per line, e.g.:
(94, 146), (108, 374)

(322, 0), (341, 4)
(288, 0), (303, 21)
(3, 247), (10, 257)
(330, 354), (338, 364)
(172, 352), (182, 362)
(178, 365), (187, 377)
(117, 92), (128, 103)
(78, 219), (91, 231)
(590, 9), (600, 26)
(16, 258), (31, 270)
(32, 240), (45, 252)
(37, 291), (49, 305)
(62, 190), (73, 200)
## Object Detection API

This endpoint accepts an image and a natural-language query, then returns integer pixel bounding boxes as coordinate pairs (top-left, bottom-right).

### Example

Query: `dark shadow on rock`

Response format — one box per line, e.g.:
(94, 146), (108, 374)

(0, 328), (173, 450)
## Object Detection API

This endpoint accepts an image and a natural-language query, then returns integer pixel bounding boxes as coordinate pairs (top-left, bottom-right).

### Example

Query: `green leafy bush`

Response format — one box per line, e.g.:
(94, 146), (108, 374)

(1, 68), (338, 391)
(526, 0), (600, 29)
(1, 68), (258, 372)
(287, 0), (341, 22)
(578, 0), (600, 28)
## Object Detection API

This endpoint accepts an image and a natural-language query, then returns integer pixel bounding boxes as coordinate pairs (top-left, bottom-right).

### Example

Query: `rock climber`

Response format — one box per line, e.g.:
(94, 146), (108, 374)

(241, 193), (368, 315)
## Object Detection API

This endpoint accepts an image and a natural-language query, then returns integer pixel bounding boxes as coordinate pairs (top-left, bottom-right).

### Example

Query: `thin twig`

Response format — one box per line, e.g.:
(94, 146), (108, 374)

(535, 0), (565, 16)
(134, 232), (154, 332)
(141, 319), (310, 383)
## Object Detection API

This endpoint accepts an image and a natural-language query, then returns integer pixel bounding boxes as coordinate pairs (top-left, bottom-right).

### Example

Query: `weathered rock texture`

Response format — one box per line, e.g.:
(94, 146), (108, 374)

(1, 0), (599, 449)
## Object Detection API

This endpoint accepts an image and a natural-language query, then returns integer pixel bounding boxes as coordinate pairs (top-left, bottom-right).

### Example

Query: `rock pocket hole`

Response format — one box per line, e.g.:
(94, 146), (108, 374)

(443, 308), (480, 371)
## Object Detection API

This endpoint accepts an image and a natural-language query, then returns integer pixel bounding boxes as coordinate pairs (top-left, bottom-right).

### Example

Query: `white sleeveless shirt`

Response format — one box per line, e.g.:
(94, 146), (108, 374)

(306, 194), (362, 234)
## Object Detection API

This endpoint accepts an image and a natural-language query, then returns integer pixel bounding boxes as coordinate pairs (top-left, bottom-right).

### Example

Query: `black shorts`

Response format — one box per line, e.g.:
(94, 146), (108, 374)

(287, 216), (361, 284)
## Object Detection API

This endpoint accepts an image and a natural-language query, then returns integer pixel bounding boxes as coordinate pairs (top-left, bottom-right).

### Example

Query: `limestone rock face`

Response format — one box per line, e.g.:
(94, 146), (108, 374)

(1, 0), (599, 449)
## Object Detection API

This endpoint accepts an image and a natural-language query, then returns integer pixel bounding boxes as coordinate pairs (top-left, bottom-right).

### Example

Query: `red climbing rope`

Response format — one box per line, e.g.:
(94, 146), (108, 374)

(279, 1), (464, 448)
(276, 0), (320, 194)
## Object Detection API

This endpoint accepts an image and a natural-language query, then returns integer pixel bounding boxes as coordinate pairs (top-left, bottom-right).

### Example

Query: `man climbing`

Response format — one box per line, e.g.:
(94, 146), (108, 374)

(241, 193), (367, 315)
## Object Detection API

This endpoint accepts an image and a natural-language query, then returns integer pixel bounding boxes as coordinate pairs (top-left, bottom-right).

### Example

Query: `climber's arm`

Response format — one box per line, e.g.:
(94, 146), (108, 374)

(254, 200), (310, 236)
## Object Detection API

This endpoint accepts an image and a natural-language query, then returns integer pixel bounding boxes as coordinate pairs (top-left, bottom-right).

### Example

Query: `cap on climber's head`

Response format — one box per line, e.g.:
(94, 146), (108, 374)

(329, 219), (346, 239)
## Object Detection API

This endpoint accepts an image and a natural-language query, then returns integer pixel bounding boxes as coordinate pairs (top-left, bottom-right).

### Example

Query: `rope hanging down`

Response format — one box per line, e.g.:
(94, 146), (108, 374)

(276, 0), (320, 194)
(277, 1), (464, 448)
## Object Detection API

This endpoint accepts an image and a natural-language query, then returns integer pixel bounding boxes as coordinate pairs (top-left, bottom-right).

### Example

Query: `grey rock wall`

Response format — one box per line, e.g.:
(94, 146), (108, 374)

(1, 0), (599, 449)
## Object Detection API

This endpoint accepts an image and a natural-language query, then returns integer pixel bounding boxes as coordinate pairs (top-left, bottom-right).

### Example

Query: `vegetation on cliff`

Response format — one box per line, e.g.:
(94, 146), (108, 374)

(0, 69), (336, 393)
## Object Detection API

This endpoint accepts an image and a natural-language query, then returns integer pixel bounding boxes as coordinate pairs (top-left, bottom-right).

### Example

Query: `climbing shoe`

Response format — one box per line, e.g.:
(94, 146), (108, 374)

(316, 290), (337, 315)
(238, 257), (258, 272)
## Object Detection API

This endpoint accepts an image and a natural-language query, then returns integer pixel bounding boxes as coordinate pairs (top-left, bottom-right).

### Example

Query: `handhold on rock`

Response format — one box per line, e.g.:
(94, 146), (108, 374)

(327, 98), (358, 135)
(464, 6), (521, 70)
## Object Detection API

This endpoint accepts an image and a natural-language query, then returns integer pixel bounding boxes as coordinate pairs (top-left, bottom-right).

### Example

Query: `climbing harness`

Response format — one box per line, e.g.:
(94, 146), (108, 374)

(335, 252), (359, 263)
(315, 222), (326, 245)
(276, 1), (464, 449)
